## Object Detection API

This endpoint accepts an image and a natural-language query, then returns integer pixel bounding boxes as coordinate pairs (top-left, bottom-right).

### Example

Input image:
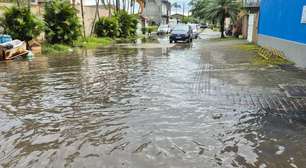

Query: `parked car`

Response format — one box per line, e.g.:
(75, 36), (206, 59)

(189, 24), (200, 39)
(169, 24), (193, 43)
(200, 24), (208, 29)
(157, 24), (171, 35)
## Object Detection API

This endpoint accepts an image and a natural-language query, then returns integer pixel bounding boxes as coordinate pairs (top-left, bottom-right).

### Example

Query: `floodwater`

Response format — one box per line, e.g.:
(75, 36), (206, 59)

(1, 38), (306, 167)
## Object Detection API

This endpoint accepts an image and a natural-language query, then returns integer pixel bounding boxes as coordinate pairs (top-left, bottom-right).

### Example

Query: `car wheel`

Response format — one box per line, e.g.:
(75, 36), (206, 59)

(170, 40), (172, 43)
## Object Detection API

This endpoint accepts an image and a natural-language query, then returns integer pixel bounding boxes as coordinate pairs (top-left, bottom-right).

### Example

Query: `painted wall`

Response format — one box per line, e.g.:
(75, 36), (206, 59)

(258, 0), (306, 44)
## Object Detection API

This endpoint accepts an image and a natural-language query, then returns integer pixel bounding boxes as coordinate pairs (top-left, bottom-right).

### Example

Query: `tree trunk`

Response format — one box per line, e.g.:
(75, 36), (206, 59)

(132, 0), (135, 14)
(127, 0), (130, 13)
(90, 0), (100, 36)
(116, 0), (120, 11)
(108, 0), (112, 17)
(220, 16), (225, 38)
(122, 0), (126, 11)
(28, 0), (31, 10)
(80, 0), (86, 38)
(16, 0), (20, 7)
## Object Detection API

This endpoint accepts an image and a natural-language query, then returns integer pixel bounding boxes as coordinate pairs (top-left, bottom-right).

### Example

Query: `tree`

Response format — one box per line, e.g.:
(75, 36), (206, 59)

(198, 0), (240, 38)
(44, 0), (81, 44)
(172, 2), (181, 14)
(0, 6), (44, 48)
(190, 0), (209, 20)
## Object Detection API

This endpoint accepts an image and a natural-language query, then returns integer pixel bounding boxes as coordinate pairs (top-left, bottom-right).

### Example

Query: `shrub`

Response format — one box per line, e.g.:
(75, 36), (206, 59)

(95, 17), (119, 38)
(42, 43), (72, 55)
(0, 6), (44, 45)
(44, 0), (81, 44)
(114, 11), (138, 38)
(141, 27), (147, 34)
(147, 26), (158, 34)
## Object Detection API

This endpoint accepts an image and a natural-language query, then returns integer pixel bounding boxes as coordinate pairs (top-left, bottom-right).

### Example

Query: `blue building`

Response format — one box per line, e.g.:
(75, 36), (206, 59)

(258, 0), (306, 67)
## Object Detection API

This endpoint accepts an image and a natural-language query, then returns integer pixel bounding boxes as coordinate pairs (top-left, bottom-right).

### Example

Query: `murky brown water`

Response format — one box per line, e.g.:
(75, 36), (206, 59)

(1, 39), (306, 168)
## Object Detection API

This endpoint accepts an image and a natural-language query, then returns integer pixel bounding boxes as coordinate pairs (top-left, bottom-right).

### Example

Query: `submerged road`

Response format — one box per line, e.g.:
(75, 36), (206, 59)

(0, 36), (306, 167)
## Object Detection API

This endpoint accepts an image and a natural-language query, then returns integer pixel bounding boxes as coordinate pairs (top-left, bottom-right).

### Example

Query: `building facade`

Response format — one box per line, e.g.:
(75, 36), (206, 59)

(258, 0), (306, 67)
(143, 0), (171, 25)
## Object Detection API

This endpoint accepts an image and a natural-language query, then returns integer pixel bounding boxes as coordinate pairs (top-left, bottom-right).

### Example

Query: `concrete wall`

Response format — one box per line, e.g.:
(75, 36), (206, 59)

(258, 34), (306, 68)
(75, 5), (110, 36)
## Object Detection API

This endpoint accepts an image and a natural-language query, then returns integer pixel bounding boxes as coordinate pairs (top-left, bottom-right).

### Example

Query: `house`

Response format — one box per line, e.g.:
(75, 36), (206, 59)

(143, 0), (171, 25)
(242, 0), (260, 43)
(258, 0), (306, 67)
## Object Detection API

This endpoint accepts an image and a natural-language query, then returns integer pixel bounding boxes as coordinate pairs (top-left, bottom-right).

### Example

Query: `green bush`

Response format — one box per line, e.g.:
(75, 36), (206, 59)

(44, 0), (81, 44)
(147, 26), (158, 34)
(95, 17), (119, 38)
(141, 27), (147, 34)
(42, 43), (72, 55)
(114, 10), (138, 38)
(0, 6), (44, 44)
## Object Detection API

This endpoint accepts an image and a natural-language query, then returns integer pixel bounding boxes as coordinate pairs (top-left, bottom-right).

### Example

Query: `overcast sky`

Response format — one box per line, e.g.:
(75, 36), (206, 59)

(85, 0), (191, 15)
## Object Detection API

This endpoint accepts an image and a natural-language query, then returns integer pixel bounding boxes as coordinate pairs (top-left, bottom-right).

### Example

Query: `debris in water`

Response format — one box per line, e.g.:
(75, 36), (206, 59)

(212, 113), (223, 120)
(275, 145), (285, 155)
(133, 141), (151, 153)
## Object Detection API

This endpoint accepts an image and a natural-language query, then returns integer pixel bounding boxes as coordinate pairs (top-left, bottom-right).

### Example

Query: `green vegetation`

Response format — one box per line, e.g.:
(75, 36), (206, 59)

(95, 17), (119, 38)
(235, 43), (259, 51)
(44, 0), (81, 44)
(234, 43), (294, 65)
(181, 16), (199, 24)
(114, 11), (138, 38)
(42, 43), (72, 55)
(0, 6), (44, 47)
(0, 5), (139, 55)
(210, 36), (242, 42)
(251, 56), (294, 65)
(147, 26), (158, 34)
(75, 37), (113, 49)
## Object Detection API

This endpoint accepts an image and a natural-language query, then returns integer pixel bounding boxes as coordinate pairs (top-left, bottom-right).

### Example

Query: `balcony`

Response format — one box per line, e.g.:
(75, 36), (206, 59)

(243, 0), (260, 8)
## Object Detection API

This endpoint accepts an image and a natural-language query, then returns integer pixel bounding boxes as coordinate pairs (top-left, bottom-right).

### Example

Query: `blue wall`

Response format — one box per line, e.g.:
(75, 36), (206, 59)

(259, 0), (306, 44)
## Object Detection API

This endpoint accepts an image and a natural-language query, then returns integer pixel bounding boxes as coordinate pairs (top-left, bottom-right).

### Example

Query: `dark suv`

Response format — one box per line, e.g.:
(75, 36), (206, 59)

(169, 24), (193, 43)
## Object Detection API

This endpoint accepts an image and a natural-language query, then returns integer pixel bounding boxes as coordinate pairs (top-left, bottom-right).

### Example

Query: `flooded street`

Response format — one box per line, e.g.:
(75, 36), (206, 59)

(1, 37), (306, 167)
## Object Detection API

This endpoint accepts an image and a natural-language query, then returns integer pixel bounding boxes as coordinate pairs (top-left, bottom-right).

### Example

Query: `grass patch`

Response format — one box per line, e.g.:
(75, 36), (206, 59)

(251, 56), (294, 65)
(209, 36), (242, 42)
(235, 43), (260, 51)
(42, 43), (72, 55)
(115, 36), (138, 43)
(235, 44), (294, 65)
(74, 37), (113, 49)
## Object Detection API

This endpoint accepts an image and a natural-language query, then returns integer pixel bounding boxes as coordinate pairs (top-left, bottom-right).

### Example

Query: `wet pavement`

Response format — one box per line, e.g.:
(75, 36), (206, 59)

(1, 36), (306, 167)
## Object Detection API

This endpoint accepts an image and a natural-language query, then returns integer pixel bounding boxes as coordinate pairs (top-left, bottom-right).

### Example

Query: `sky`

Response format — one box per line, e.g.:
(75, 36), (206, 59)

(85, 0), (191, 15)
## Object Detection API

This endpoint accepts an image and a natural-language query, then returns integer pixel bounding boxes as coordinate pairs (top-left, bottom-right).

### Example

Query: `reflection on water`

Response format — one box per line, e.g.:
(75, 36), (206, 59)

(0, 42), (306, 167)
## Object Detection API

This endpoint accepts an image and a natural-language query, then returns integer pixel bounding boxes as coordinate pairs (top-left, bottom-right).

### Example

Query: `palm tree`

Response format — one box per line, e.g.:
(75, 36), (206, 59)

(206, 0), (240, 38)
(190, 0), (209, 20)
(172, 2), (181, 14)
